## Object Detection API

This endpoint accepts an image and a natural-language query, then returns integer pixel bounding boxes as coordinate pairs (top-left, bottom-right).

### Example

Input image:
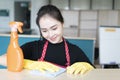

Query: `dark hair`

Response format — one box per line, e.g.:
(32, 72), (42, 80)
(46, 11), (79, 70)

(36, 5), (64, 39)
(36, 4), (64, 27)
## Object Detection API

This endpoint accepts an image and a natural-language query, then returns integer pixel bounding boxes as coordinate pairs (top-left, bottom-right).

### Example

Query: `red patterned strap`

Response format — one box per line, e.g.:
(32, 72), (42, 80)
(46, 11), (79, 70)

(38, 41), (48, 61)
(38, 39), (70, 67)
(64, 39), (70, 66)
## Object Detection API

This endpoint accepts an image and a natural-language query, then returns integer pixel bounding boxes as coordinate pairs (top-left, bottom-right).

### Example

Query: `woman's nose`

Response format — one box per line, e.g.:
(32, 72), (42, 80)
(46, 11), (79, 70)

(48, 31), (53, 37)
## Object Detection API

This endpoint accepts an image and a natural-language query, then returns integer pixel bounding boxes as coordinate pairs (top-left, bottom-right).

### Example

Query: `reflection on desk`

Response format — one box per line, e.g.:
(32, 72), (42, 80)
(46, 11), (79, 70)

(0, 69), (120, 80)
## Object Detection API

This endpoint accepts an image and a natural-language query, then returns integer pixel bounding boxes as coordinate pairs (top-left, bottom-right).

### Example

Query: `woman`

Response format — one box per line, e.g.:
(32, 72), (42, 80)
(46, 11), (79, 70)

(22, 4), (94, 74)
(0, 4), (94, 75)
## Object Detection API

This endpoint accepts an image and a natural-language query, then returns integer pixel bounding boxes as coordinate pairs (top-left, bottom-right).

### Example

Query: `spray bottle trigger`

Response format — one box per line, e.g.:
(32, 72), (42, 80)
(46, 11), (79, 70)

(9, 21), (23, 33)
(18, 25), (23, 33)
(17, 22), (23, 33)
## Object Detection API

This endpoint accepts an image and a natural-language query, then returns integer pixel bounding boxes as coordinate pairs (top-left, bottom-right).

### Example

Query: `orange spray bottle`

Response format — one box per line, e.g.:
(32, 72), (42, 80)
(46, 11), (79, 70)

(7, 21), (24, 72)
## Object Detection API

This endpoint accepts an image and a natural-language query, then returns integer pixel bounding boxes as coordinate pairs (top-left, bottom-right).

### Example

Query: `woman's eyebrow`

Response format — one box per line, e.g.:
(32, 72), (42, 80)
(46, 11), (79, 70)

(50, 24), (57, 29)
(40, 24), (57, 30)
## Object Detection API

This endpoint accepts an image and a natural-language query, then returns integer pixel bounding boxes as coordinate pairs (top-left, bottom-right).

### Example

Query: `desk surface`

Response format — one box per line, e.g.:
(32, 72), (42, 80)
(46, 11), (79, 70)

(0, 69), (120, 80)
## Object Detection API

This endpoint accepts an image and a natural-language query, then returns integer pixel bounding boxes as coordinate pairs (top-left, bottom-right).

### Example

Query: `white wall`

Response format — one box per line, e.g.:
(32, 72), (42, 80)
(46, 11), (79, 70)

(0, 0), (49, 34)
(31, 0), (49, 35)
(0, 0), (14, 31)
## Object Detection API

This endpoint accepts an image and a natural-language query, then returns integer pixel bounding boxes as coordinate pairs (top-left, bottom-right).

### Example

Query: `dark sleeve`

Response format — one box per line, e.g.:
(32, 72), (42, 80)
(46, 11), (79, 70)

(21, 40), (44, 60)
(20, 42), (33, 59)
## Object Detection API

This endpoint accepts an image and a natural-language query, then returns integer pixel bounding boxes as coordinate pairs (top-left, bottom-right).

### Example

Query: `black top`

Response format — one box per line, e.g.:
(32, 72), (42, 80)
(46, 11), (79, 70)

(21, 39), (94, 67)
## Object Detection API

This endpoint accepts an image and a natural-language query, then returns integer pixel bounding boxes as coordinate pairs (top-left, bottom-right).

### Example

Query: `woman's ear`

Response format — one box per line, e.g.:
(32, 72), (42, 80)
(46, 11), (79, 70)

(62, 23), (64, 27)
(38, 27), (43, 39)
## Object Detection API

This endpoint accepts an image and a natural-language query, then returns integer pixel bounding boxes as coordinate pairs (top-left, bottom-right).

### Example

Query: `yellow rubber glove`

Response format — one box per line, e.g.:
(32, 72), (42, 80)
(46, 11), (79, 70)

(67, 62), (94, 75)
(24, 59), (60, 73)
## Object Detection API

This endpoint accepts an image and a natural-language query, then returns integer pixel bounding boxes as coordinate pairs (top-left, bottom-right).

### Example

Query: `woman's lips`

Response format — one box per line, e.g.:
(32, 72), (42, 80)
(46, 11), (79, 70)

(50, 36), (57, 41)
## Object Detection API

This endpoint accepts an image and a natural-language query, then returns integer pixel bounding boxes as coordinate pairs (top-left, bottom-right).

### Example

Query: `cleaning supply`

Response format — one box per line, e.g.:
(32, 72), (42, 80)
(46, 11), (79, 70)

(7, 21), (24, 72)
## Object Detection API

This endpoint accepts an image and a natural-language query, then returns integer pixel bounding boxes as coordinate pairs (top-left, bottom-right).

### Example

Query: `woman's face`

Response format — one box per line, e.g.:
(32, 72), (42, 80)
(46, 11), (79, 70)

(39, 15), (63, 44)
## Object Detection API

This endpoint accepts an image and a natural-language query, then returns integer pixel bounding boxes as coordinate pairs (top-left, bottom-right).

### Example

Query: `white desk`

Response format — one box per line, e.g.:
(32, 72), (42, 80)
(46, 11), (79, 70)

(0, 69), (120, 80)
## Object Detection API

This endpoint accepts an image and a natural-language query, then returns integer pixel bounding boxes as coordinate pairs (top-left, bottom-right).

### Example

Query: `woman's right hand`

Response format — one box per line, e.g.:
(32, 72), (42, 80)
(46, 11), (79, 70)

(24, 59), (60, 73)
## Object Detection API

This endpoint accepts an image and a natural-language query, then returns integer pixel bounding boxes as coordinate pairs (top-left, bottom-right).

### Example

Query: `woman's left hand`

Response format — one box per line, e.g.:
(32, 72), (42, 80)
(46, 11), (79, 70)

(66, 62), (94, 75)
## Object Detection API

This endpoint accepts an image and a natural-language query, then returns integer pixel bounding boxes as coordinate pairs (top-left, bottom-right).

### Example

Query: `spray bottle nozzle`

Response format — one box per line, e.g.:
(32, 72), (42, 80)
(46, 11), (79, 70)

(9, 22), (23, 33)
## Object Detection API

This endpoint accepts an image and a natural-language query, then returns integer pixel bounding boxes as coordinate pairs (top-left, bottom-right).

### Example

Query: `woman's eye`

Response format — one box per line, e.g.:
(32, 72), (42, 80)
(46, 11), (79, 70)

(52, 27), (57, 30)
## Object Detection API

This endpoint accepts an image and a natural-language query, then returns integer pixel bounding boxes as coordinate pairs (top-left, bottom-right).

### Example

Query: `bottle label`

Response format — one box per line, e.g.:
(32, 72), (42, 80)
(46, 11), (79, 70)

(11, 25), (17, 32)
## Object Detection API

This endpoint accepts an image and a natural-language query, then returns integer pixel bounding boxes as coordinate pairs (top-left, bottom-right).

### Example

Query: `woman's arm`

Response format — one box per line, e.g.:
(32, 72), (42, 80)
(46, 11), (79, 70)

(0, 54), (7, 66)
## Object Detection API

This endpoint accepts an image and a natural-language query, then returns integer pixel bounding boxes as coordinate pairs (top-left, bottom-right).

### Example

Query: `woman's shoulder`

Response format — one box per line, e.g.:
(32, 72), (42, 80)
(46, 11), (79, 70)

(66, 40), (79, 49)
(66, 40), (84, 52)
